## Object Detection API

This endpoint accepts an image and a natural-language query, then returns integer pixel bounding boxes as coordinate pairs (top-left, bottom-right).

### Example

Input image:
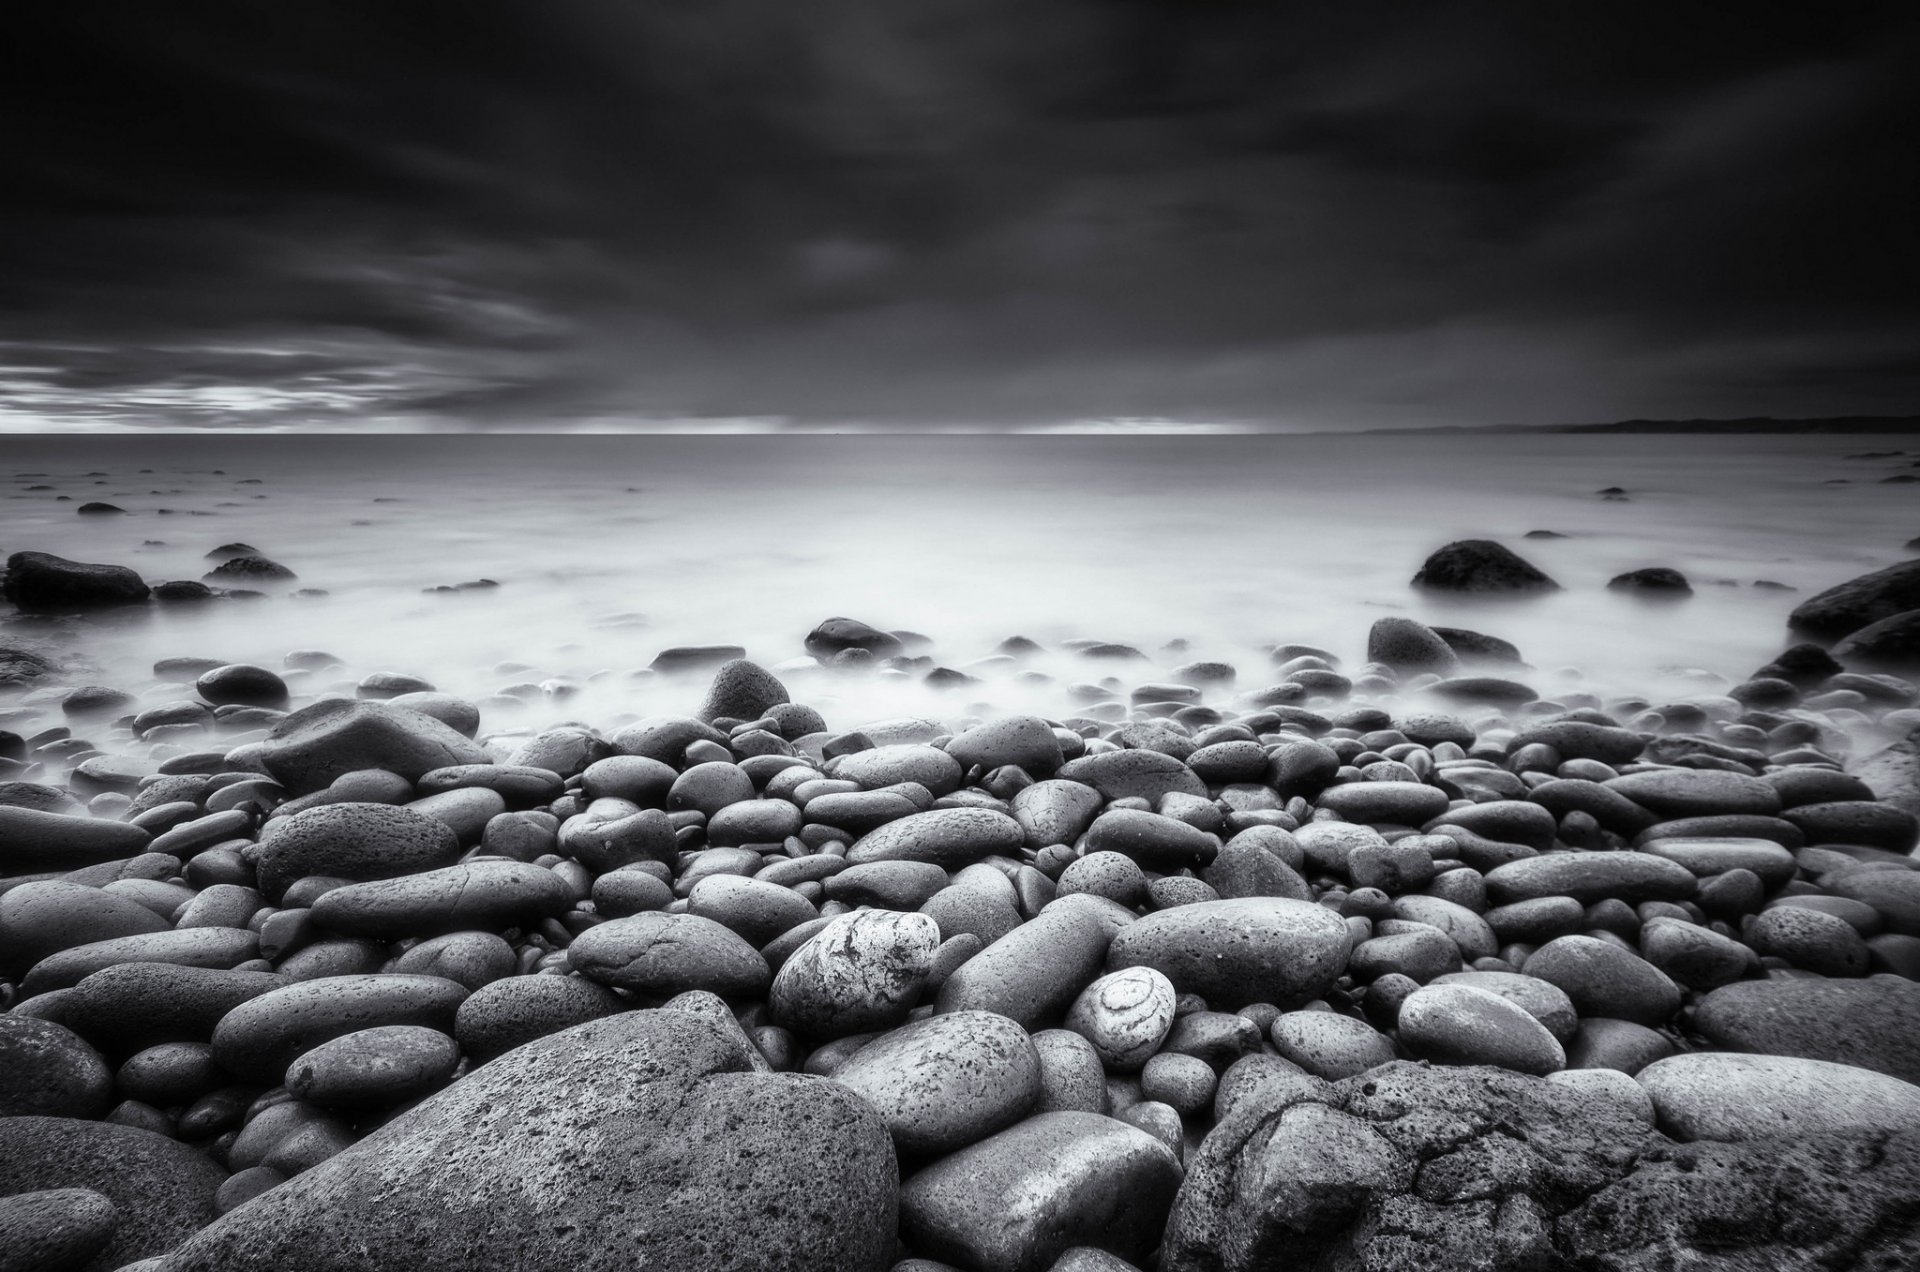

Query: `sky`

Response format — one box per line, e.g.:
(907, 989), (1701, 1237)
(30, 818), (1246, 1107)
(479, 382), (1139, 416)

(3, 1), (1917, 433)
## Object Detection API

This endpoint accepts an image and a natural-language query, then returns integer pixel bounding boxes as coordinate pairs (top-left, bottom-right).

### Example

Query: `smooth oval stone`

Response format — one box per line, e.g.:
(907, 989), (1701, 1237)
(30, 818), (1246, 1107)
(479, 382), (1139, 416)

(845, 808), (1025, 868)
(770, 910), (940, 1039)
(1425, 799), (1558, 851)
(388, 931), (517, 991)
(558, 802), (677, 871)
(568, 912), (771, 999)
(579, 755), (677, 805)
(405, 787), (508, 843)
(1564, 1017), (1674, 1074)
(1638, 1052), (1920, 1141)
(1604, 769), (1782, 819)
(308, 861), (572, 939)
(286, 1024), (460, 1108)
(453, 974), (625, 1065)
(1546, 1069), (1656, 1125)
(1829, 871), (1920, 936)
(0, 1186), (120, 1272)
(1398, 983), (1566, 1075)
(1430, 970), (1579, 1042)
(0, 880), (170, 976)
(1697, 974), (1920, 1080)
(829, 1011), (1041, 1157)
(706, 798), (804, 847)
(1032, 1029), (1108, 1114)
(1388, 895), (1498, 961)
(1638, 918), (1754, 990)
(1081, 809), (1218, 869)
(60, 964), (289, 1053)
(1640, 837), (1797, 885)
(1750, 905), (1871, 976)
(0, 806), (151, 872)
(416, 763), (565, 807)
(834, 744), (964, 797)
(21, 926), (260, 997)
(947, 716), (1064, 777)
(687, 874), (818, 946)
(1315, 780), (1451, 826)
(0, 1016), (112, 1118)
(1056, 750), (1209, 803)
(1349, 929), (1462, 983)
(1483, 851), (1698, 905)
(256, 802), (461, 903)
(899, 1111), (1183, 1272)
(1524, 936), (1682, 1027)
(1106, 898), (1351, 1009)
(1065, 966), (1177, 1071)
(1783, 800), (1918, 851)
(1267, 1010), (1397, 1080)
(1012, 780), (1104, 850)
(822, 860), (951, 910)
(211, 974), (469, 1083)
(936, 905), (1112, 1029)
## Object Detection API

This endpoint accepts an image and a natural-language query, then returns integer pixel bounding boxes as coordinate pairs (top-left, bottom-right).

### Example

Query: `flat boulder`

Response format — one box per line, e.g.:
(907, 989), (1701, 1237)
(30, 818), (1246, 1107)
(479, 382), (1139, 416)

(2, 551), (150, 611)
(154, 1010), (898, 1272)
(255, 700), (490, 795)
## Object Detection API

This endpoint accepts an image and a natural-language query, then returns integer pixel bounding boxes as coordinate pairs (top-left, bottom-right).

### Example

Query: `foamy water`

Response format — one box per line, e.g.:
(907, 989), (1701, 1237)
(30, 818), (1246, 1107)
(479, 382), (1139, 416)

(1, 432), (1911, 731)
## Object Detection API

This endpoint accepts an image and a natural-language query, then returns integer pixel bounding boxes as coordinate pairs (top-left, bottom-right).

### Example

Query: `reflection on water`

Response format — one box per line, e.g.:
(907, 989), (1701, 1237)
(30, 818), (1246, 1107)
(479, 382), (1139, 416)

(0, 432), (1911, 729)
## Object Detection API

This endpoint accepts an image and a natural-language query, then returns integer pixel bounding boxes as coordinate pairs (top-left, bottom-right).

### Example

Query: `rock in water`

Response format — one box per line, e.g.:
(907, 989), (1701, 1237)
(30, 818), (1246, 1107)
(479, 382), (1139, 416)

(1608, 567), (1692, 593)
(1834, 609), (1920, 670)
(1790, 559), (1920, 639)
(1410, 540), (1560, 592)
(2, 551), (150, 610)
(155, 1011), (898, 1272)
(900, 1111), (1182, 1272)
(1365, 617), (1459, 673)
(254, 699), (490, 795)
(805, 617), (903, 659)
(0, 1118), (222, 1272)
(696, 659), (790, 723)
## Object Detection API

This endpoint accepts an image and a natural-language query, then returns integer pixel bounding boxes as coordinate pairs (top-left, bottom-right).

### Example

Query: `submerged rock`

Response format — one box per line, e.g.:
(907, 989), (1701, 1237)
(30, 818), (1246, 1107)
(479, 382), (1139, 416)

(1410, 540), (1560, 592)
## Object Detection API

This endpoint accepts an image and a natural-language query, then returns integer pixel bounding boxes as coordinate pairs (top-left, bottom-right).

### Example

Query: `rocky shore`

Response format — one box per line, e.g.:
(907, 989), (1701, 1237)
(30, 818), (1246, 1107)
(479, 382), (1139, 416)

(5, 542), (1920, 1270)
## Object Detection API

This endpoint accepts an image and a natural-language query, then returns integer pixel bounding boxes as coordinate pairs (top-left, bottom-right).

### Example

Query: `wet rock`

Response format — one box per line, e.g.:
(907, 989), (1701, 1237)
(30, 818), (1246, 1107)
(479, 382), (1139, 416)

(828, 1011), (1040, 1158)
(0, 1016), (112, 1119)
(900, 1111), (1181, 1272)
(157, 1010), (898, 1272)
(1693, 977), (1920, 1083)
(1638, 1052), (1920, 1141)
(3, 551), (150, 611)
(0, 880), (169, 974)
(1266, 1011), (1396, 1080)
(1410, 539), (1560, 592)
(285, 1024), (460, 1109)
(770, 909), (940, 1039)
(255, 700), (489, 795)
(695, 658), (790, 723)
(59, 964), (289, 1053)
(806, 616), (903, 659)
(0, 1118), (221, 1272)
(569, 912), (771, 999)
(1106, 898), (1350, 1009)
(1790, 558), (1920, 639)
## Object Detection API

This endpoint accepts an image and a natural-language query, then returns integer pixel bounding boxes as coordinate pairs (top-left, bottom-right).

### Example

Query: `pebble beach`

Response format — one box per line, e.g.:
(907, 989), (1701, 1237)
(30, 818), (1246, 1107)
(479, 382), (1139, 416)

(6, 437), (1920, 1271)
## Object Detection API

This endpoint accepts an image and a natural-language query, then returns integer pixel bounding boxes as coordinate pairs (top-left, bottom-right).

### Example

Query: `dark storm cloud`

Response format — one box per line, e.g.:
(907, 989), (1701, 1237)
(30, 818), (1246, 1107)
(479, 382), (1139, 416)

(2, 0), (1915, 430)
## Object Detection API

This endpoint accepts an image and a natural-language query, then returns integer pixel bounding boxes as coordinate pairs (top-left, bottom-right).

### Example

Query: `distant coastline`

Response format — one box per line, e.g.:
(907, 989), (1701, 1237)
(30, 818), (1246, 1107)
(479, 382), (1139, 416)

(1359, 414), (1920, 436)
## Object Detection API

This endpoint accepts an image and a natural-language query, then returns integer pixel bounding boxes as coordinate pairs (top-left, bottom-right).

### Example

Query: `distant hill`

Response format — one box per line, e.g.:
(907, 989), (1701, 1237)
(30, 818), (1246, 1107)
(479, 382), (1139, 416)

(1362, 415), (1920, 435)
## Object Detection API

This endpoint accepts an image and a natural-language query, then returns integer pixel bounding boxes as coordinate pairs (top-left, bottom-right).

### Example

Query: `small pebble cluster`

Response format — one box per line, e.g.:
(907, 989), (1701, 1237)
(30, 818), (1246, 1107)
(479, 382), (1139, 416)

(5, 566), (1920, 1270)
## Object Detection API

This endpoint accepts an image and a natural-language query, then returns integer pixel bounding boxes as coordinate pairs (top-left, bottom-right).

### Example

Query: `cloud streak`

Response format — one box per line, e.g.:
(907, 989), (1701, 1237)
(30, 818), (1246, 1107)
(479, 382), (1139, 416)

(3, 1), (1916, 431)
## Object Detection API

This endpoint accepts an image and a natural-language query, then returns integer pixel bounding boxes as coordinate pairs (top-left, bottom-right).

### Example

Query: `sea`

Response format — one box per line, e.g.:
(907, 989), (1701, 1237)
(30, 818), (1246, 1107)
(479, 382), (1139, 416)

(0, 432), (1912, 731)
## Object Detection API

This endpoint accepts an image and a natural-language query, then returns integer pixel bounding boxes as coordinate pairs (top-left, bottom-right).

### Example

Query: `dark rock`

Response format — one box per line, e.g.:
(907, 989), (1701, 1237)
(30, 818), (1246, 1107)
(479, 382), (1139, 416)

(59, 965), (289, 1054)
(1365, 617), (1459, 673)
(255, 700), (489, 795)
(0, 1117), (222, 1272)
(0, 1187), (119, 1272)
(1431, 626), (1524, 664)
(1791, 559), (1920, 639)
(201, 555), (296, 583)
(156, 1011), (898, 1272)
(210, 973), (468, 1084)
(75, 502), (126, 515)
(255, 801), (461, 902)
(1608, 567), (1691, 593)
(195, 663), (289, 708)
(1106, 898), (1350, 1009)
(1694, 977), (1920, 1084)
(1411, 540), (1560, 592)
(1834, 609), (1920, 670)
(696, 659), (790, 723)
(3, 552), (150, 611)
(805, 617), (903, 659)
(0, 1016), (112, 1119)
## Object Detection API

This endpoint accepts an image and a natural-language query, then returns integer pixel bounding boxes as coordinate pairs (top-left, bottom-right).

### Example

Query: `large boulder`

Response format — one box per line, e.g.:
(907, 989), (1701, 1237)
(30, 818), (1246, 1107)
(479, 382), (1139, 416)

(0, 1117), (222, 1272)
(2, 551), (150, 611)
(154, 1010), (898, 1272)
(1162, 1062), (1650, 1272)
(1791, 559), (1920, 639)
(254, 700), (490, 796)
(695, 659), (789, 723)
(1833, 609), (1920, 669)
(1410, 540), (1559, 593)
(1693, 976), (1920, 1084)
(0, 1016), (112, 1118)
